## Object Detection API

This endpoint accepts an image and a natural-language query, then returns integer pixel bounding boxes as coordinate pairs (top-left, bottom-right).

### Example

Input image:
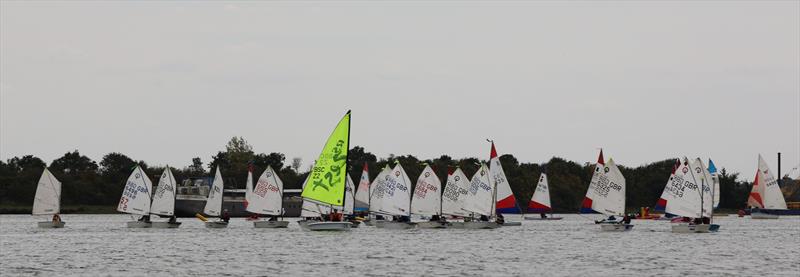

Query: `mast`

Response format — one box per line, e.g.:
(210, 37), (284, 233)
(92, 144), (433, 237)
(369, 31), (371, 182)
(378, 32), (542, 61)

(342, 110), (351, 217)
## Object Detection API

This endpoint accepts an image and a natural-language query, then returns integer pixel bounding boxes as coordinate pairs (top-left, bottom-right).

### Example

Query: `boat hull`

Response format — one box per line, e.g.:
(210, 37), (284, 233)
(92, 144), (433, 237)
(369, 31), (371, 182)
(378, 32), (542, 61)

(524, 216), (563, 220)
(375, 221), (416, 230)
(126, 221), (152, 228)
(671, 223), (712, 233)
(448, 222), (466, 229)
(416, 221), (449, 229)
(304, 221), (352, 231)
(751, 212), (780, 219)
(253, 221), (290, 228)
(151, 222), (182, 228)
(37, 221), (65, 228)
(501, 222), (522, 226)
(362, 219), (374, 226)
(599, 223), (633, 232)
(204, 221), (229, 228)
(462, 221), (500, 229)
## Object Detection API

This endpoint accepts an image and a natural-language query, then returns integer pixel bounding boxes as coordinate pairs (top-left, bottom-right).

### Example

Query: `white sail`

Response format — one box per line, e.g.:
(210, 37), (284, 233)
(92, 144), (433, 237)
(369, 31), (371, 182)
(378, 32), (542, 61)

(490, 144), (520, 214)
(657, 160), (685, 212)
(354, 163), (371, 211)
(528, 173), (551, 212)
(370, 164), (412, 216)
(708, 159), (721, 209)
(116, 166), (153, 216)
(245, 166), (254, 210)
(368, 166), (392, 215)
(344, 174), (355, 215)
(300, 175), (330, 217)
(203, 168), (224, 217)
(693, 158), (714, 218)
(749, 155), (787, 209)
(411, 165), (442, 216)
(32, 168), (62, 215)
(441, 168), (470, 217)
(247, 166), (283, 216)
(462, 164), (495, 217)
(582, 159), (625, 216)
(150, 167), (177, 216)
(665, 158), (704, 218)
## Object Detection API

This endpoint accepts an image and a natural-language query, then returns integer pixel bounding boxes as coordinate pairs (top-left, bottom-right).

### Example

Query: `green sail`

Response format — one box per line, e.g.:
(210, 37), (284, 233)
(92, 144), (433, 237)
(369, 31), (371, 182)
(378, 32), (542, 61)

(301, 110), (351, 208)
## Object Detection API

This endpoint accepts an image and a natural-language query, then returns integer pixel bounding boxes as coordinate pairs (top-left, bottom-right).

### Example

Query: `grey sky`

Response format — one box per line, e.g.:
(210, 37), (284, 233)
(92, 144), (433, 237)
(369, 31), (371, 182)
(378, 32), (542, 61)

(1, 1), (798, 177)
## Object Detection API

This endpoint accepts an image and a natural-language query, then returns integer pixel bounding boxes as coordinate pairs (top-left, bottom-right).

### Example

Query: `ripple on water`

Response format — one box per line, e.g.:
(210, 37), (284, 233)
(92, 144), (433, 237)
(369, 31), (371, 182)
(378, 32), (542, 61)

(1, 214), (799, 276)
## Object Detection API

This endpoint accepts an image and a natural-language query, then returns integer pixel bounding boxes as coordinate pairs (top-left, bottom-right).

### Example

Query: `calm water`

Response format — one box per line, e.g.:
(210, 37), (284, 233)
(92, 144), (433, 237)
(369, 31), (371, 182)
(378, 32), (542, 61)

(1, 214), (798, 276)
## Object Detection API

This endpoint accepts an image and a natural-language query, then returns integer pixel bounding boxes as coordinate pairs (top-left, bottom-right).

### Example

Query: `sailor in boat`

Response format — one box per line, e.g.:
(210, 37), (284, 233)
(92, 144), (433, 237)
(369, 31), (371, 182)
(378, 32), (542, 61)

(329, 209), (343, 222)
(268, 215), (278, 222)
(595, 215), (617, 224)
(495, 214), (505, 224)
(168, 216), (177, 224)
(220, 209), (231, 223)
(621, 214), (632, 225)
(52, 214), (62, 224)
(138, 215), (151, 223)
(540, 212), (548, 219)
(430, 215), (441, 222)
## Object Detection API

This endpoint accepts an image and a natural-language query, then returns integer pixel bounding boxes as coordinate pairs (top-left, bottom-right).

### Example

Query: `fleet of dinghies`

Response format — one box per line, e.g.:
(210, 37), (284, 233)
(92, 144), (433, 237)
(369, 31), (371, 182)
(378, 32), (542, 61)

(30, 110), (794, 234)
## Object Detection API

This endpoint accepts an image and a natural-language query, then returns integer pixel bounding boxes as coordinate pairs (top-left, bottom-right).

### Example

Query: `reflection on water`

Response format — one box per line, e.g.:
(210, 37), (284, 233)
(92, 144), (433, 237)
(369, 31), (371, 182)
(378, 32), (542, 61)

(1, 214), (798, 276)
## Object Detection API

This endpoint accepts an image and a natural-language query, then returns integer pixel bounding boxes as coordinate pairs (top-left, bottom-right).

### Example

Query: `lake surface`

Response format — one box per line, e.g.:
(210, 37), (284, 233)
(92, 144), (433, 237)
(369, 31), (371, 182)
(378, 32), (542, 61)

(1, 214), (798, 276)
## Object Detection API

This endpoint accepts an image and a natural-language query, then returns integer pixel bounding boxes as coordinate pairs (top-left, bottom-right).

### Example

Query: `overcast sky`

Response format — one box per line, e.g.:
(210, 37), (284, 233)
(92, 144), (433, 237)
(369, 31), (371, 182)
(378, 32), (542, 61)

(1, 1), (798, 178)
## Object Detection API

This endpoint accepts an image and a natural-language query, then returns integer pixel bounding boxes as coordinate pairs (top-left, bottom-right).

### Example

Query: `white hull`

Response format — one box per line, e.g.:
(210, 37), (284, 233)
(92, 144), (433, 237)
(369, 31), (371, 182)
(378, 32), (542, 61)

(204, 221), (229, 228)
(501, 222), (521, 226)
(253, 221), (290, 228)
(375, 221), (416, 230)
(126, 221), (152, 228)
(447, 222), (466, 229)
(304, 221), (352, 231)
(462, 221), (500, 229)
(751, 212), (779, 219)
(37, 221), (65, 228)
(524, 216), (563, 221)
(151, 222), (182, 228)
(416, 221), (449, 229)
(671, 223), (711, 233)
(599, 223), (633, 232)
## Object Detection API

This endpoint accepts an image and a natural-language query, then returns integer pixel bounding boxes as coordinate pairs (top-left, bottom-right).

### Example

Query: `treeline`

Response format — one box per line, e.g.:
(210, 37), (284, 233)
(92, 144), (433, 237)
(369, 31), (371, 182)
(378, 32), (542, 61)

(0, 137), (785, 213)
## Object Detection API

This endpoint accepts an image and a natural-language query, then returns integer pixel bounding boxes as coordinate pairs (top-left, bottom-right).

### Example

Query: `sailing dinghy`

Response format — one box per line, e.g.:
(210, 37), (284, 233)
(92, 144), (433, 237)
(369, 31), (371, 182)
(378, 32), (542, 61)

(373, 163), (416, 229)
(297, 175), (331, 229)
(441, 168), (471, 228)
(248, 166), (290, 228)
(489, 142), (522, 226)
(461, 163), (500, 229)
(203, 168), (229, 228)
(748, 154), (787, 219)
(412, 165), (448, 229)
(299, 111), (353, 231)
(580, 150), (632, 232)
(667, 158), (717, 233)
(33, 168), (65, 228)
(118, 166), (154, 228)
(150, 167), (181, 228)
(353, 163), (372, 225)
(524, 173), (563, 220)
